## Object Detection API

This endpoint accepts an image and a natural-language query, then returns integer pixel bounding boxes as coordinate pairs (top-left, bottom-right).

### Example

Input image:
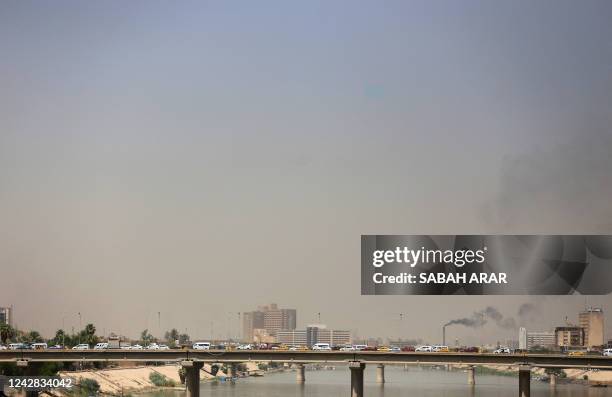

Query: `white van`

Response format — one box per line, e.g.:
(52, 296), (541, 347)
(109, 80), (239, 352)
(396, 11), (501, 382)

(312, 343), (331, 351)
(192, 342), (211, 350)
(94, 342), (109, 350)
(8, 343), (26, 350)
(31, 343), (48, 350)
(603, 348), (612, 357)
(352, 344), (368, 351)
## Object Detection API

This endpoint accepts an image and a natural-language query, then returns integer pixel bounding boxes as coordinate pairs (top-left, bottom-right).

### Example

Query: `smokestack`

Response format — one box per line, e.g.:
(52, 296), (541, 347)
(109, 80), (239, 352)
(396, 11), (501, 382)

(443, 325), (446, 346)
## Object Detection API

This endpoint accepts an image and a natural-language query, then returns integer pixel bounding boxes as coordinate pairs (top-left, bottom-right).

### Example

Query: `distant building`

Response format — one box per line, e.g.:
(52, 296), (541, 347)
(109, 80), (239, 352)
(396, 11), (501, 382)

(387, 339), (420, 349)
(579, 307), (604, 348)
(607, 339), (612, 349)
(519, 327), (527, 350)
(242, 304), (296, 341)
(276, 330), (307, 346)
(527, 331), (556, 349)
(555, 326), (585, 347)
(278, 325), (350, 347)
(263, 305), (297, 336)
(0, 307), (12, 326)
(253, 329), (275, 344)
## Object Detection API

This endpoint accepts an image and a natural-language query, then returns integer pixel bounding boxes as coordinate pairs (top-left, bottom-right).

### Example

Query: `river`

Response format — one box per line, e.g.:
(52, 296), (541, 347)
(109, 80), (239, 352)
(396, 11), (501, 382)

(142, 366), (612, 397)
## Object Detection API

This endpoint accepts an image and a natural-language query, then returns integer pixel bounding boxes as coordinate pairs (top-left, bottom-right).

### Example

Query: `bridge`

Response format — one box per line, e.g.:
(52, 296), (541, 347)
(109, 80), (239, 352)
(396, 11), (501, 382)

(2, 350), (611, 397)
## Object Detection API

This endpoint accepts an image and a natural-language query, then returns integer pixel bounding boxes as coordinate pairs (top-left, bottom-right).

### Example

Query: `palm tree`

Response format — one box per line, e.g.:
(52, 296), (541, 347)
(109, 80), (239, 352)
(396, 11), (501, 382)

(0, 323), (15, 344)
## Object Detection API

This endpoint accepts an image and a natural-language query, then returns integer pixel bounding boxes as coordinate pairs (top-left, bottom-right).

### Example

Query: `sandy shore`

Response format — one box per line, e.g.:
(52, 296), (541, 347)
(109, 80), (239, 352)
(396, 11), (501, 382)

(57, 362), (262, 395)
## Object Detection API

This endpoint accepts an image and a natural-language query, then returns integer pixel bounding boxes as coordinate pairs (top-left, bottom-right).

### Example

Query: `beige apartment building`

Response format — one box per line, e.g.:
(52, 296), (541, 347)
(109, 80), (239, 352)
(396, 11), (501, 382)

(579, 307), (604, 348)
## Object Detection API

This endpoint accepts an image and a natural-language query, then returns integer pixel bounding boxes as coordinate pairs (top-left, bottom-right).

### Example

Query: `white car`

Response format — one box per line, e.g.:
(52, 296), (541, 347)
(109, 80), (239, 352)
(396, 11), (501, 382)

(340, 345), (355, 351)
(94, 343), (108, 350)
(312, 343), (331, 351)
(121, 345), (132, 350)
(352, 345), (367, 351)
(158, 344), (170, 350)
(72, 344), (89, 350)
(146, 343), (160, 350)
(0, 345), (7, 350)
(237, 344), (253, 350)
(192, 342), (211, 350)
(131, 344), (144, 350)
(603, 349), (612, 357)
(416, 345), (433, 352)
(494, 347), (511, 354)
(8, 343), (26, 350)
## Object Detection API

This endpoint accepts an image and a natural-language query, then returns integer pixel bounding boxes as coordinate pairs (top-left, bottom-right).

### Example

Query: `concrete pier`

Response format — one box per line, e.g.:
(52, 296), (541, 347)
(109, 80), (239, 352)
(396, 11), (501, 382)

(296, 364), (305, 383)
(226, 363), (236, 379)
(467, 365), (476, 385)
(376, 364), (385, 384)
(549, 373), (557, 388)
(349, 361), (365, 397)
(519, 365), (531, 397)
(182, 361), (203, 397)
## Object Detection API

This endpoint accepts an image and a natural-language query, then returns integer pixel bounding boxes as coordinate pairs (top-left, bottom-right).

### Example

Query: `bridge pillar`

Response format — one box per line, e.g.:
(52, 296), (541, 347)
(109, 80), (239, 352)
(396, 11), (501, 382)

(296, 364), (305, 383)
(349, 361), (365, 397)
(467, 365), (475, 385)
(226, 363), (237, 379)
(518, 365), (531, 397)
(376, 364), (385, 384)
(19, 360), (42, 397)
(182, 361), (203, 397)
(549, 373), (557, 388)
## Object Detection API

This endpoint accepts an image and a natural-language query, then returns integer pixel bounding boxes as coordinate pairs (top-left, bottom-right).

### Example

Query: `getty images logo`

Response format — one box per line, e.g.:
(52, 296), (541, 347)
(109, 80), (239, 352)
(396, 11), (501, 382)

(372, 246), (488, 268)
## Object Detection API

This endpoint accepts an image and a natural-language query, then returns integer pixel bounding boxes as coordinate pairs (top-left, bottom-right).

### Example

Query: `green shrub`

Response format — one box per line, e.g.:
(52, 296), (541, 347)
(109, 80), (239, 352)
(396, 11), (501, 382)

(80, 378), (100, 395)
(149, 372), (176, 387)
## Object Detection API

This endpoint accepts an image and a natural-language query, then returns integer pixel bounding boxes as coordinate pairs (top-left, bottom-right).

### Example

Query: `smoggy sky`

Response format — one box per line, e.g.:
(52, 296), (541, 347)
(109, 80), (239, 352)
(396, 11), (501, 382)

(1, 0), (611, 344)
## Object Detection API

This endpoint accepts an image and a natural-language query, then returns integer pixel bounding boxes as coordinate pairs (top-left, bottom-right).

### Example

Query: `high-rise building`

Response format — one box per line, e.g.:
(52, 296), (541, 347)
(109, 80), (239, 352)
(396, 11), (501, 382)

(0, 306), (12, 326)
(579, 307), (604, 348)
(242, 311), (265, 342)
(519, 327), (527, 350)
(555, 326), (584, 347)
(242, 304), (296, 341)
(526, 331), (556, 349)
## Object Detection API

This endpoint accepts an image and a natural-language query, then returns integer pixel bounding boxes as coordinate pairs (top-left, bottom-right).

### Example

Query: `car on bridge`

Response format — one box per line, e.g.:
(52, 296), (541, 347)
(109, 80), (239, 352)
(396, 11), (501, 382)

(415, 345), (433, 352)
(433, 345), (449, 352)
(0, 344), (6, 350)
(312, 343), (332, 351)
(72, 344), (89, 350)
(192, 342), (211, 350)
(568, 350), (586, 356)
(603, 349), (612, 357)
(31, 343), (48, 350)
(237, 344), (253, 350)
(8, 343), (28, 350)
(131, 344), (144, 350)
(401, 345), (415, 352)
(494, 347), (511, 354)
(94, 342), (108, 350)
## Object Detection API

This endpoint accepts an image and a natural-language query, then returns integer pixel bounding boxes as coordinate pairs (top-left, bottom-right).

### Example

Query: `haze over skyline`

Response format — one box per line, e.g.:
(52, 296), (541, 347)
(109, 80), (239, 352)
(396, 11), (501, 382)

(1, 1), (611, 344)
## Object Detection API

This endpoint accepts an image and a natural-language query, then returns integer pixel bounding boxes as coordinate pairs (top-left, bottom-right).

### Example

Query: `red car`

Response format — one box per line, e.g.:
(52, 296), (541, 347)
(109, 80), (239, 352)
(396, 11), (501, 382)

(401, 346), (416, 352)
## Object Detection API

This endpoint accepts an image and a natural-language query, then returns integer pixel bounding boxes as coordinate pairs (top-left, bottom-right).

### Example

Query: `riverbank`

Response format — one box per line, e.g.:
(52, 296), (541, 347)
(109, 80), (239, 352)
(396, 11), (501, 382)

(55, 362), (264, 395)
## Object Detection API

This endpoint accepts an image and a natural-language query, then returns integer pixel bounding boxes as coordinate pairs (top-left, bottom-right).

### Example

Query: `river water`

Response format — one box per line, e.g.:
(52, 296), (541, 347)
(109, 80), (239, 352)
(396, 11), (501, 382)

(143, 366), (612, 397)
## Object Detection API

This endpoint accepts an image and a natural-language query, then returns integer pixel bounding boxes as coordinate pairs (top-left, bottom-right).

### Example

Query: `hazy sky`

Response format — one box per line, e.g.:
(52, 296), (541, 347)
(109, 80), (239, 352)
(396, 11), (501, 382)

(1, 1), (611, 344)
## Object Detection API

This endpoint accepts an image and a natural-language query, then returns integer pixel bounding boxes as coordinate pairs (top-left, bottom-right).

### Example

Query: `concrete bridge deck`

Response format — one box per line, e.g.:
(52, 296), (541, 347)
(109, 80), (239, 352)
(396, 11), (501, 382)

(1, 350), (611, 369)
